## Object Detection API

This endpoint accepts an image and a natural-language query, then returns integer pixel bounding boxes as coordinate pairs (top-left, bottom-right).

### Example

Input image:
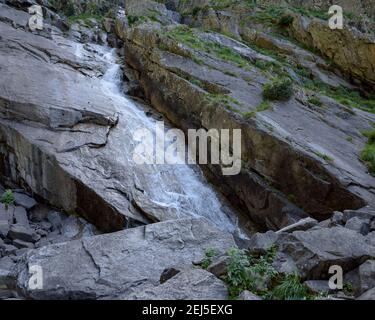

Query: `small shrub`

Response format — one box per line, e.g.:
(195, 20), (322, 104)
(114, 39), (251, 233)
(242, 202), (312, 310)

(201, 248), (218, 269)
(1, 189), (15, 206)
(226, 248), (252, 298)
(226, 247), (278, 299)
(362, 129), (375, 145)
(192, 7), (201, 17)
(278, 14), (294, 26)
(263, 78), (293, 101)
(361, 144), (375, 175)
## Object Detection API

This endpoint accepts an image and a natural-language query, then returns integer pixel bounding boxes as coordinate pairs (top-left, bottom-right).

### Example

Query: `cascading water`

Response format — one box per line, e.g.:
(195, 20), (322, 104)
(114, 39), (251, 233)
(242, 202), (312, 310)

(76, 45), (248, 238)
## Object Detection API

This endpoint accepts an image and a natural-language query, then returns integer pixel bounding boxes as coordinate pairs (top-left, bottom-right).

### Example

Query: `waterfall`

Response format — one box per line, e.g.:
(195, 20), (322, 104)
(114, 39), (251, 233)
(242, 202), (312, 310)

(82, 46), (248, 238)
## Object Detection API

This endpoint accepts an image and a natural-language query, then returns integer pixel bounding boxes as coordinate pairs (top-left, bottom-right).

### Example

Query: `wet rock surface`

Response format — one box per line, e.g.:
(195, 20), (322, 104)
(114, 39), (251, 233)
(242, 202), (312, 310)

(0, 0), (375, 301)
(117, 8), (375, 231)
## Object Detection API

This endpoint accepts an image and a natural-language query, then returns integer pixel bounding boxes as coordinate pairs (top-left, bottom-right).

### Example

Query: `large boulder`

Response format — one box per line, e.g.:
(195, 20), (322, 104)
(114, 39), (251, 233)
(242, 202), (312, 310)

(127, 268), (228, 300)
(276, 226), (375, 279)
(15, 218), (236, 299)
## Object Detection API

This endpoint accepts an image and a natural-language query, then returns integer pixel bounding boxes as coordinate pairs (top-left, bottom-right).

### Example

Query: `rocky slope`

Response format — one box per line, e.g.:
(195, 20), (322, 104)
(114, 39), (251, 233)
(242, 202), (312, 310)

(117, 0), (375, 229)
(0, 0), (374, 300)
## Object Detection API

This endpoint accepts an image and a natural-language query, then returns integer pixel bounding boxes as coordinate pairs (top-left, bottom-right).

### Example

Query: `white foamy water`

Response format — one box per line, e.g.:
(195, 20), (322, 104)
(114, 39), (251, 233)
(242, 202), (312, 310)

(78, 46), (247, 237)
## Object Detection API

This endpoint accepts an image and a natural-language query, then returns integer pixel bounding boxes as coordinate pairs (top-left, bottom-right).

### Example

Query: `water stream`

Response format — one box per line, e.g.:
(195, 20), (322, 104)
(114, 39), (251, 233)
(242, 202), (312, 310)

(77, 44), (249, 238)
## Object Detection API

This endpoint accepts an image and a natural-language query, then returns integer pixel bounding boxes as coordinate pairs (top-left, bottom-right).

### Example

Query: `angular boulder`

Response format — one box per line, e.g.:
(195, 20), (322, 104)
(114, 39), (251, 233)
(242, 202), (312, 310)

(344, 260), (375, 296)
(276, 227), (375, 279)
(16, 218), (236, 299)
(127, 269), (228, 300)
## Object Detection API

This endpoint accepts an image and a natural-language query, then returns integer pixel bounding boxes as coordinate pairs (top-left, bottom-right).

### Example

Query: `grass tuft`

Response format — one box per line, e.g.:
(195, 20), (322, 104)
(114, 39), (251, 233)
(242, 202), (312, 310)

(263, 78), (293, 101)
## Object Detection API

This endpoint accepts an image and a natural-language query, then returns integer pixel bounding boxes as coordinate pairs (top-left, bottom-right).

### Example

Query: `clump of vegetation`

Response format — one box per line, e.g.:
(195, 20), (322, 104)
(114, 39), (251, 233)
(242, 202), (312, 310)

(278, 14), (294, 26)
(201, 248), (218, 269)
(343, 283), (355, 296)
(205, 93), (241, 112)
(362, 129), (375, 145)
(308, 96), (323, 107)
(361, 128), (375, 176)
(268, 273), (310, 300)
(200, 245), (318, 300)
(225, 248), (253, 298)
(314, 151), (334, 162)
(67, 13), (104, 26)
(243, 100), (271, 119)
(166, 27), (251, 69)
(263, 78), (293, 101)
(1, 189), (15, 207)
(304, 80), (375, 114)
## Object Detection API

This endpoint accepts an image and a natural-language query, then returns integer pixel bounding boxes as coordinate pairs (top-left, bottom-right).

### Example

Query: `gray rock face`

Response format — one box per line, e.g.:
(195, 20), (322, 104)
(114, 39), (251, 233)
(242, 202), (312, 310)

(0, 256), (15, 287)
(16, 218), (236, 299)
(119, 20), (375, 231)
(304, 280), (335, 294)
(238, 290), (262, 300)
(13, 193), (37, 210)
(357, 287), (375, 300)
(0, 204), (13, 238)
(13, 207), (29, 228)
(345, 260), (375, 296)
(207, 255), (230, 277)
(343, 208), (375, 223)
(276, 227), (375, 279)
(248, 231), (279, 254)
(127, 269), (228, 300)
(345, 217), (370, 235)
(7, 224), (35, 243)
(0, 4), (245, 236)
(365, 232), (375, 247)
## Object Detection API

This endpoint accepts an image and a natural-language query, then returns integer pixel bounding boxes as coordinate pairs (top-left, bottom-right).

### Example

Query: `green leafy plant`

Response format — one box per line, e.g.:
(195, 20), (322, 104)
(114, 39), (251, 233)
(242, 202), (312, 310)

(361, 144), (375, 176)
(308, 96), (323, 107)
(225, 246), (279, 299)
(263, 78), (293, 101)
(343, 282), (354, 296)
(226, 248), (252, 298)
(1, 189), (15, 206)
(360, 128), (375, 176)
(201, 248), (218, 269)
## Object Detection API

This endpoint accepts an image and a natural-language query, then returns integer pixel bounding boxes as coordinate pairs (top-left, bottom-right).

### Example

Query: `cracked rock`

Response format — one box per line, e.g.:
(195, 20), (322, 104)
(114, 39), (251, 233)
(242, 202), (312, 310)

(7, 224), (35, 243)
(127, 269), (228, 300)
(15, 218), (236, 300)
(275, 226), (375, 279)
